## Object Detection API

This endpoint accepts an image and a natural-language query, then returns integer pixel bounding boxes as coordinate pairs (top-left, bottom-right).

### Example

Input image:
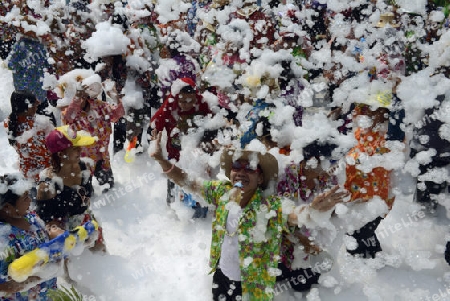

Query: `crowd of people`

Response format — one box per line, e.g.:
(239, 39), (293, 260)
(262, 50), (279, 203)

(1, 0), (450, 300)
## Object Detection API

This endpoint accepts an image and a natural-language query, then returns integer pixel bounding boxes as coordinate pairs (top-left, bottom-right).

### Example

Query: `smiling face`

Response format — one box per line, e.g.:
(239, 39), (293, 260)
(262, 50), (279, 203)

(177, 91), (197, 112)
(229, 159), (264, 194)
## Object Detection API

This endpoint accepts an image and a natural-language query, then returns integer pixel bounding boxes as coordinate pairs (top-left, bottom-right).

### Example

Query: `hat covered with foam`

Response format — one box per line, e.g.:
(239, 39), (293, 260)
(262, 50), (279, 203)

(46, 125), (97, 154)
(220, 148), (278, 190)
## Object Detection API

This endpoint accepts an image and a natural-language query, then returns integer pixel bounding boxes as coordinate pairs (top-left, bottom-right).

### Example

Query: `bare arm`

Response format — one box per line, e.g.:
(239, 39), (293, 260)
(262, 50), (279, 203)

(150, 131), (203, 195)
(0, 276), (41, 295)
(288, 185), (349, 226)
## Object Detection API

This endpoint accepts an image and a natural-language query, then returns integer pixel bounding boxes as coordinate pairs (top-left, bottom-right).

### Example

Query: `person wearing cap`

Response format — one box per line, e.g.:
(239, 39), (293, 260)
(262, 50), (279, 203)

(4, 90), (54, 182)
(61, 74), (125, 192)
(35, 125), (105, 252)
(150, 77), (212, 212)
(157, 29), (200, 99)
(150, 132), (347, 300)
(0, 173), (57, 299)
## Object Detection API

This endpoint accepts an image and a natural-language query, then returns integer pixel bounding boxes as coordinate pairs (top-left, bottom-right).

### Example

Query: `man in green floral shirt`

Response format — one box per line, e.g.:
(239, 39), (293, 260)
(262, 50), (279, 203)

(151, 132), (348, 300)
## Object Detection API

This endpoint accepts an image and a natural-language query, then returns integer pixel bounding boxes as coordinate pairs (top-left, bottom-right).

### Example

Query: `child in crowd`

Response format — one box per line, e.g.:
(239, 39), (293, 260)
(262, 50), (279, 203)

(36, 126), (105, 252)
(0, 174), (57, 300)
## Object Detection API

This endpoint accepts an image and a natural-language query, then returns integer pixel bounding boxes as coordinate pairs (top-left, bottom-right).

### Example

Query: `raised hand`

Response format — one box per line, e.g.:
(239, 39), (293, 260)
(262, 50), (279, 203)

(310, 185), (349, 212)
(150, 130), (164, 161)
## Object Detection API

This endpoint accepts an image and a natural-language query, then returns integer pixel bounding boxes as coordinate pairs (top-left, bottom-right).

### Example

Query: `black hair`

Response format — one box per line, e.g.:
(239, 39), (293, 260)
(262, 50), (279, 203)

(166, 32), (184, 56)
(259, 116), (272, 138)
(0, 174), (22, 207)
(7, 90), (38, 146)
(51, 152), (62, 173)
(278, 60), (295, 91)
(201, 129), (218, 143)
(269, 0), (281, 8)
(71, 0), (90, 12)
(303, 140), (337, 161)
(180, 85), (196, 94)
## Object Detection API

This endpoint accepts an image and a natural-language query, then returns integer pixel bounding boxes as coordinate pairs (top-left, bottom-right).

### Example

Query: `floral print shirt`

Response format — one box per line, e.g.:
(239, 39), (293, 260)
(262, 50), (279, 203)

(4, 116), (53, 182)
(62, 97), (125, 170)
(277, 162), (338, 268)
(0, 213), (57, 300)
(202, 181), (290, 301)
(345, 128), (393, 208)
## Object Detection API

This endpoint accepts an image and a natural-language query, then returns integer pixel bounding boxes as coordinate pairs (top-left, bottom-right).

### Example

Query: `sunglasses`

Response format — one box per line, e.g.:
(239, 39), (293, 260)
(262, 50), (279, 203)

(231, 161), (261, 174)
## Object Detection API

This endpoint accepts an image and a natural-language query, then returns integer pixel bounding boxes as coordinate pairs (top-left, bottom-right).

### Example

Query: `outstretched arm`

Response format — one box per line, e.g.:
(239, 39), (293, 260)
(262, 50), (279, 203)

(288, 185), (349, 225)
(150, 131), (203, 195)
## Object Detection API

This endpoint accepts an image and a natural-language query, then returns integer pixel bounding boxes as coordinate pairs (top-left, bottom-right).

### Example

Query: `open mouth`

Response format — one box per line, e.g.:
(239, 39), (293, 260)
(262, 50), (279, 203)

(233, 178), (248, 187)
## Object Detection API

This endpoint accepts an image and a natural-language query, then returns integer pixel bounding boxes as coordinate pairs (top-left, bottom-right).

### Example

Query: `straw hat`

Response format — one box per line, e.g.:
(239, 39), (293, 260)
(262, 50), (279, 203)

(376, 12), (400, 28)
(220, 148), (278, 189)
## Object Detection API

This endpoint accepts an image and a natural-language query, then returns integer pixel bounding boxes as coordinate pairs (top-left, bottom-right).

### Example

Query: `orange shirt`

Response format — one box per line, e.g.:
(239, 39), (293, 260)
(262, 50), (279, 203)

(344, 128), (393, 209)
(4, 116), (52, 182)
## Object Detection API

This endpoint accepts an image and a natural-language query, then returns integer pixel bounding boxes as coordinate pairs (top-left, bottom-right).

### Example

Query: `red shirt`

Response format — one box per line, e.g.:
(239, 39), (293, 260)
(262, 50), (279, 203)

(151, 94), (211, 161)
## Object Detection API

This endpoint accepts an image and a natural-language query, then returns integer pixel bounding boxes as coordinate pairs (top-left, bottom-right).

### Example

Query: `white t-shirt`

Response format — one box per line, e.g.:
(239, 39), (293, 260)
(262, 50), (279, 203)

(219, 206), (242, 281)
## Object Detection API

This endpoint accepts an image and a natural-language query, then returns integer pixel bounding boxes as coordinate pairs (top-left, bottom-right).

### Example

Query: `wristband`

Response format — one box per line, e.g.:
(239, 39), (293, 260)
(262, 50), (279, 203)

(163, 163), (175, 174)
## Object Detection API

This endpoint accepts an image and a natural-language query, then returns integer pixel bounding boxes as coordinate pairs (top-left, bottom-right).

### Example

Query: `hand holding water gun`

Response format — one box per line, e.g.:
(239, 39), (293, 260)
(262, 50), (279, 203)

(124, 136), (138, 163)
(8, 221), (99, 282)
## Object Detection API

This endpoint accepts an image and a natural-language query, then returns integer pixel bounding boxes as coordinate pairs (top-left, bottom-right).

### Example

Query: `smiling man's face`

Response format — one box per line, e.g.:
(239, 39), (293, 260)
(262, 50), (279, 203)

(229, 159), (263, 193)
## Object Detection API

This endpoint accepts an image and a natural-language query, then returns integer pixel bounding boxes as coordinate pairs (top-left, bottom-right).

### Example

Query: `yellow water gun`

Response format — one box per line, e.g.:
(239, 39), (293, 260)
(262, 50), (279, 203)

(8, 221), (99, 282)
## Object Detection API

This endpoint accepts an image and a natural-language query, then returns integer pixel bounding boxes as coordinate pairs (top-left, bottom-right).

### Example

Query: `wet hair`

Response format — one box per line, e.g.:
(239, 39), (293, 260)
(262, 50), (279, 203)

(0, 174), (26, 208)
(303, 140), (337, 161)
(50, 152), (62, 173)
(7, 90), (38, 146)
(180, 85), (196, 94)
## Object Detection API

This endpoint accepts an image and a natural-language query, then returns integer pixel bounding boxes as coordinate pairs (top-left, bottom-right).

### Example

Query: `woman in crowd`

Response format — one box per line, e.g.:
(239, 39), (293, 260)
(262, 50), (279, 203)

(4, 90), (54, 182)
(151, 130), (348, 300)
(0, 174), (57, 300)
(61, 74), (125, 193)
